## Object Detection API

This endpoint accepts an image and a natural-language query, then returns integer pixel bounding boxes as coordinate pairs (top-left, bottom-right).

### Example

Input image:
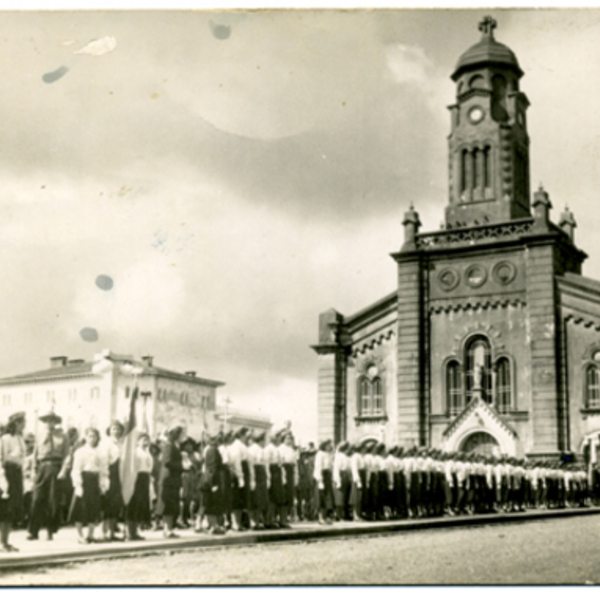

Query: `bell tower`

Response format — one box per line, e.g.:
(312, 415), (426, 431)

(446, 16), (531, 228)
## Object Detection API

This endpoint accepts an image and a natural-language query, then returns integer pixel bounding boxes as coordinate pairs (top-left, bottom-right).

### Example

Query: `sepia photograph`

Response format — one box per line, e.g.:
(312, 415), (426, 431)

(0, 6), (600, 586)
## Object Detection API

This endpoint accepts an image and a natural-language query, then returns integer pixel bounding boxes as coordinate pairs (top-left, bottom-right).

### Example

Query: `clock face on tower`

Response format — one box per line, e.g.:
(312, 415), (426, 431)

(468, 106), (485, 124)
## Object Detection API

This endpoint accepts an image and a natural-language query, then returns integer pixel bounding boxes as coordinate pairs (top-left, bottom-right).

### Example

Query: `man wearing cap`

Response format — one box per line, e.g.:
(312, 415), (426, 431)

(28, 410), (69, 541)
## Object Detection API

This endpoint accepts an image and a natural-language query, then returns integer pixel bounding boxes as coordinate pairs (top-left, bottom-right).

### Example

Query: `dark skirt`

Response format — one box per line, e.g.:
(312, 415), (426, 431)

(202, 468), (223, 517)
(182, 469), (199, 503)
(350, 469), (366, 507)
(0, 462), (23, 523)
(334, 470), (352, 508)
(318, 469), (335, 511)
(269, 464), (284, 506)
(251, 465), (269, 511)
(127, 472), (151, 523)
(241, 460), (252, 507)
(71, 472), (102, 525)
(378, 471), (390, 510)
(282, 463), (295, 507)
(394, 472), (407, 515)
(230, 472), (247, 511)
(103, 460), (124, 519)
(219, 465), (232, 514)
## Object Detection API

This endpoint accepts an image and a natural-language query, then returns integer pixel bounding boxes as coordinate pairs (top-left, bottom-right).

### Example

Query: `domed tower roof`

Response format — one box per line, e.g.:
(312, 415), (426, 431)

(451, 16), (523, 82)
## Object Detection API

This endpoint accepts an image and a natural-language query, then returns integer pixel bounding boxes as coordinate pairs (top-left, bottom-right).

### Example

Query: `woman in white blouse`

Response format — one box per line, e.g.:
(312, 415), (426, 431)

(0, 412), (26, 552)
(314, 439), (334, 525)
(71, 428), (109, 544)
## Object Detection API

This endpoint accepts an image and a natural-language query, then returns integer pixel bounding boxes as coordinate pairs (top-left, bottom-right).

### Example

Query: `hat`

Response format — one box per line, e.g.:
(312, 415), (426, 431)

(39, 411), (62, 425)
(253, 431), (266, 443)
(106, 420), (124, 436)
(180, 436), (197, 450)
(318, 439), (332, 451)
(234, 427), (249, 440)
(8, 411), (25, 425)
(337, 441), (349, 453)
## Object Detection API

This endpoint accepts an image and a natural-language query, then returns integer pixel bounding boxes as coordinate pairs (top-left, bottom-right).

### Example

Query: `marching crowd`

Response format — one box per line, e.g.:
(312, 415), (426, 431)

(0, 409), (598, 553)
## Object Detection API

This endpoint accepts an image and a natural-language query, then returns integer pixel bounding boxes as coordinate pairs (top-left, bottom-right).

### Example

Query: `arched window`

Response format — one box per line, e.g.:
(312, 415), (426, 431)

(496, 357), (512, 414)
(372, 378), (383, 416)
(586, 365), (600, 409)
(446, 360), (462, 416)
(358, 377), (371, 416)
(357, 374), (386, 418)
(483, 146), (491, 189)
(465, 336), (492, 404)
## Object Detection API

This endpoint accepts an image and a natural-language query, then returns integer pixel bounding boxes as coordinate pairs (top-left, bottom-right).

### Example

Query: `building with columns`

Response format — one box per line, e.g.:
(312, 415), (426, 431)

(313, 17), (600, 460)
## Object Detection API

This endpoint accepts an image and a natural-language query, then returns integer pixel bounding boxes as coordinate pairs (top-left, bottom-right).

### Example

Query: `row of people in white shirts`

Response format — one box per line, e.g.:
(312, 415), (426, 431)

(217, 438), (298, 489)
(320, 449), (589, 491)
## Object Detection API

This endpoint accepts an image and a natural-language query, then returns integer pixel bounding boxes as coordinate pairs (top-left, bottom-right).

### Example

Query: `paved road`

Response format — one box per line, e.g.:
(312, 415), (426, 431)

(1, 514), (599, 585)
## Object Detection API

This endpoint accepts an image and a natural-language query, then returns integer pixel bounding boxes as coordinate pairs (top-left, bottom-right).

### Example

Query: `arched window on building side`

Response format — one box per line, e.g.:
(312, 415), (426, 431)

(446, 360), (462, 416)
(372, 378), (384, 416)
(496, 357), (512, 414)
(585, 364), (600, 409)
(465, 336), (492, 404)
(358, 377), (372, 416)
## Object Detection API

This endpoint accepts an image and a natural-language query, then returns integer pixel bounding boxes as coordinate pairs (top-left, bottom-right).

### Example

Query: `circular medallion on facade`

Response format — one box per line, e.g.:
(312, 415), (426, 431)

(593, 350), (600, 362)
(367, 365), (379, 378)
(465, 264), (488, 288)
(438, 267), (460, 291)
(492, 261), (517, 286)
(468, 106), (485, 124)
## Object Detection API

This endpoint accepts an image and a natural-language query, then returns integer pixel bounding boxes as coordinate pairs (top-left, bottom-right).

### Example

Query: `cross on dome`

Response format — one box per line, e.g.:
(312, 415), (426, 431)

(478, 15), (497, 38)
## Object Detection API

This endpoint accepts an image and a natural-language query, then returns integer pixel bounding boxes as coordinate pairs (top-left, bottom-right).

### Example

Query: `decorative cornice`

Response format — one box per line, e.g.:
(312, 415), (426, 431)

(430, 295), (526, 314)
(564, 313), (600, 332)
(416, 218), (534, 251)
(351, 329), (395, 357)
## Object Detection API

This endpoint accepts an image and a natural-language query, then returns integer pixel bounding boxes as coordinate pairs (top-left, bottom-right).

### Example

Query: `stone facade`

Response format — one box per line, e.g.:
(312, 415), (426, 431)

(313, 17), (600, 461)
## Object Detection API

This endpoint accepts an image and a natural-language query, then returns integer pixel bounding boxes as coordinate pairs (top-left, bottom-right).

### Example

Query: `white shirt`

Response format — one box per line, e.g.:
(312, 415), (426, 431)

(350, 453), (364, 484)
(72, 443), (109, 494)
(228, 439), (249, 486)
(0, 433), (25, 468)
(263, 443), (281, 466)
(135, 447), (153, 473)
(333, 451), (350, 487)
(314, 450), (333, 485)
(103, 438), (122, 466)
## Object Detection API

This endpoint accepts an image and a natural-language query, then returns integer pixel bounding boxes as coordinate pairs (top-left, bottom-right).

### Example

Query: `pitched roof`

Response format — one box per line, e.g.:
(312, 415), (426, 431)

(0, 357), (224, 388)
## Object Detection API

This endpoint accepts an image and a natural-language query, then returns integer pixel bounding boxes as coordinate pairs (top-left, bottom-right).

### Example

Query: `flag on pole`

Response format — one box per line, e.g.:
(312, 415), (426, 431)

(120, 385), (139, 506)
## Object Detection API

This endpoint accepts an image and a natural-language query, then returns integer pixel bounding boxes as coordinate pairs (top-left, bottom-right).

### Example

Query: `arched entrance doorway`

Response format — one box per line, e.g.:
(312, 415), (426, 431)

(460, 431), (500, 456)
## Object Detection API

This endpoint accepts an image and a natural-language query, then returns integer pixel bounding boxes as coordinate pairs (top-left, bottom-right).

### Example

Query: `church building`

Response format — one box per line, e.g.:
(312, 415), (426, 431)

(313, 17), (600, 460)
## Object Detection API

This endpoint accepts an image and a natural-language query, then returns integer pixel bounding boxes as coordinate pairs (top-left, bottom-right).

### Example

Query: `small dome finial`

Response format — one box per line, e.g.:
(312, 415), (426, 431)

(478, 16), (497, 39)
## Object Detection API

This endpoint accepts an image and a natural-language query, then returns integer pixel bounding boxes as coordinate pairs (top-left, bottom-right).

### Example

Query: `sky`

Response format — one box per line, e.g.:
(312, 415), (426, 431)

(2, 9), (600, 442)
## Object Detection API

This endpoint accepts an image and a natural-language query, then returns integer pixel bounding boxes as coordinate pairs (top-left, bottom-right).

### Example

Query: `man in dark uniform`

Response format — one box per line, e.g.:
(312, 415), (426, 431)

(27, 410), (69, 540)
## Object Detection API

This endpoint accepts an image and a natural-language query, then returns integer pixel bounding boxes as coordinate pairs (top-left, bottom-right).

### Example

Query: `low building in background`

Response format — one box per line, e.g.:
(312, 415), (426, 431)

(0, 350), (269, 440)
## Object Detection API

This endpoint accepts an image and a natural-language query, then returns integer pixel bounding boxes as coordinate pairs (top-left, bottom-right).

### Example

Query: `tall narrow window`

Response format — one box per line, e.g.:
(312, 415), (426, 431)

(460, 149), (468, 193)
(465, 336), (492, 404)
(586, 365), (600, 409)
(470, 150), (477, 190)
(446, 361), (462, 416)
(358, 377), (372, 416)
(473, 148), (481, 189)
(483, 146), (491, 189)
(372, 378), (383, 415)
(496, 358), (512, 414)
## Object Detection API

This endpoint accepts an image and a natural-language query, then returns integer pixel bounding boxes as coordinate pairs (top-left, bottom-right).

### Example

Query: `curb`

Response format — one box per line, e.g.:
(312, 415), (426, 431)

(1, 506), (599, 572)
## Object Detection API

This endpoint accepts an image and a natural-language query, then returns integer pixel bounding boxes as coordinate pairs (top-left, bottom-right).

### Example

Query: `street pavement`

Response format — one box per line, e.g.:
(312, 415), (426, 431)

(0, 506), (599, 576)
(1, 511), (600, 584)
